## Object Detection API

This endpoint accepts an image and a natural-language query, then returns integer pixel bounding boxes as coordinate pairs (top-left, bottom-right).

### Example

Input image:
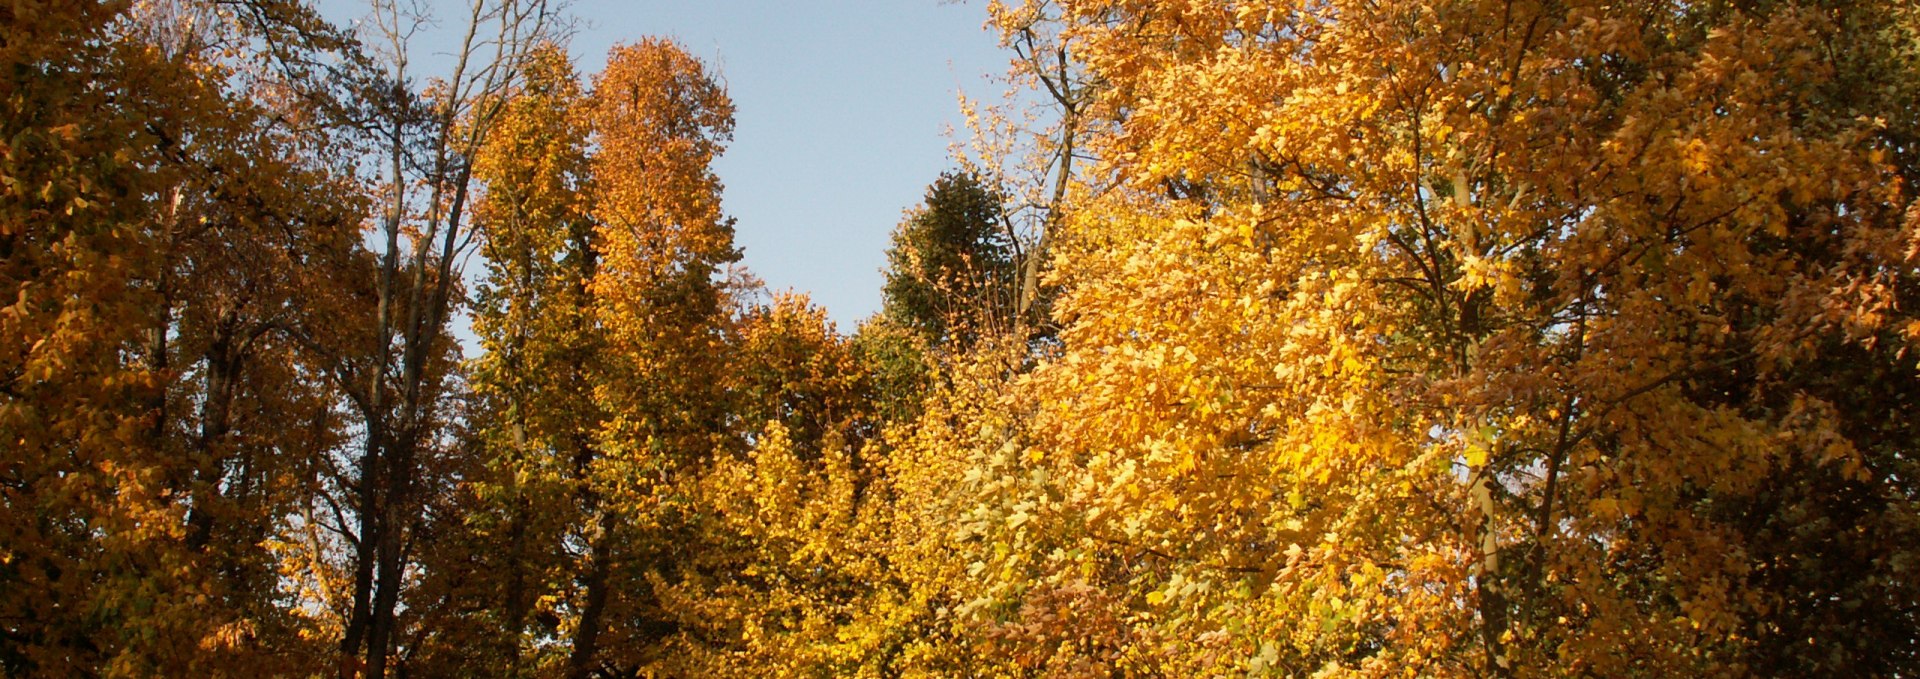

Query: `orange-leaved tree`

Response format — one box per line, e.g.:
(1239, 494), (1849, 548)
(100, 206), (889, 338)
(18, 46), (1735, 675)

(402, 42), (596, 677)
(563, 37), (743, 678)
(2, 1), (367, 675)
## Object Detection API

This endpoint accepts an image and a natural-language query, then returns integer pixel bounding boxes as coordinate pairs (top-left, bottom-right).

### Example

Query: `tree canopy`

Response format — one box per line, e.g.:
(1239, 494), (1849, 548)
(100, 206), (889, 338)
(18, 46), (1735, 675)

(3, 0), (1917, 676)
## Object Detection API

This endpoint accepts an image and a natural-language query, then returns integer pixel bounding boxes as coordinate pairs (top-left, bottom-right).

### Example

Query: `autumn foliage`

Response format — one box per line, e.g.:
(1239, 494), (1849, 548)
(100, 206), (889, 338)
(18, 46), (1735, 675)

(3, 0), (1918, 677)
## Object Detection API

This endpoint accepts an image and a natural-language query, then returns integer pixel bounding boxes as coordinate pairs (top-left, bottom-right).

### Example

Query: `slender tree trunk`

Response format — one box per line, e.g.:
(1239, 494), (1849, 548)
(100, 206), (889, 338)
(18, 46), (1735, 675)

(185, 329), (237, 550)
(567, 509), (618, 679)
(501, 494), (531, 674)
(1018, 107), (1076, 332)
(1472, 471), (1511, 678)
(341, 437), (380, 678)
(366, 434), (409, 679)
(341, 119), (407, 679)
(146, 204), (173, 446)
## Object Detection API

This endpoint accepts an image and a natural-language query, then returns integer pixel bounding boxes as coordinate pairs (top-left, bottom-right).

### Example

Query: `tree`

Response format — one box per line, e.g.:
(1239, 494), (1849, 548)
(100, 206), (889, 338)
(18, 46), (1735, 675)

(2, 1), (366, 674)
(321, 1), (562, 676)
(932, 0), (1920, 674)
(659, 293), (913, 677)
(563, 37), (742, 678)
(403, 42), (595, 677)
(881, 171), (1019, 352)
(939, 0), (1111, 342)
(1, 6), (182, 673)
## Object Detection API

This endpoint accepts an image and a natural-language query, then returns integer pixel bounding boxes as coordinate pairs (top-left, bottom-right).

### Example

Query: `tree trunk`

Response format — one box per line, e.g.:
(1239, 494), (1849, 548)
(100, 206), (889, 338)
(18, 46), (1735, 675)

(567, 509), (618, 679)
(1472, 472), (1511, 678)
(501, 495), (531, 674)
(185, 328), (237, 550)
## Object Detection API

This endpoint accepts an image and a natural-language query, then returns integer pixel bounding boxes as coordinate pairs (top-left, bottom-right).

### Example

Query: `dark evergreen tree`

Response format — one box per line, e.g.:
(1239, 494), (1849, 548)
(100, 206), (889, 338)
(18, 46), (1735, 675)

(879, 171), (1017, 352)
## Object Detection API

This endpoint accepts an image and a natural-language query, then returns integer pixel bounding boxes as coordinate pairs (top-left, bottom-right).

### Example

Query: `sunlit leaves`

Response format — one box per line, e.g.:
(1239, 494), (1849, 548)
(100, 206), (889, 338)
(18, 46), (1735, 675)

(9, 1), (1919, 676)
(953, 0), (1920, 675)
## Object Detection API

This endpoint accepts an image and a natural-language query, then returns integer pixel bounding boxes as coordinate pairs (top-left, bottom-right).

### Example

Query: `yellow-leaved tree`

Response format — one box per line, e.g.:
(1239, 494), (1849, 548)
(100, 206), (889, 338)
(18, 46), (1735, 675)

(662, 292), (914, 676)
(403, 42), (595, 677)
(907, 0), (1920, 675)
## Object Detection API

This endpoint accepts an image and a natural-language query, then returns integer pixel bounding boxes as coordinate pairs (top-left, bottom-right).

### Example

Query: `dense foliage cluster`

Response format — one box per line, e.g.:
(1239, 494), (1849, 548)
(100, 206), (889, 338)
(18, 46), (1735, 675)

(3, 0), (1917, 677)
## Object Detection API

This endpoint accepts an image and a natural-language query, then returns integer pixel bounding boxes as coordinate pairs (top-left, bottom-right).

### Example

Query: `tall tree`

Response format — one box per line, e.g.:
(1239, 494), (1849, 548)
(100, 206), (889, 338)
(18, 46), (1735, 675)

(324, 1), (561, 676)
(1, 5), (183, 672)
(2, 0), (365, 674)
(403, 42), (595, 677)
(565, 37), (741, 678)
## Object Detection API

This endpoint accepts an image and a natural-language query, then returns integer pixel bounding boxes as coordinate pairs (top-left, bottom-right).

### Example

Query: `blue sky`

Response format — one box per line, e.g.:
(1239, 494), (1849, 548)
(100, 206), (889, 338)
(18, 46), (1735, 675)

(321, 0), (1009, 331)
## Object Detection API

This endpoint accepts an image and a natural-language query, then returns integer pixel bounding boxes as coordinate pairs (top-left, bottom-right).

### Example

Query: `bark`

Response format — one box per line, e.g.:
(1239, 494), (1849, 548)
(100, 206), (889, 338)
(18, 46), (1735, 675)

(1472, 471), (1512, 678)
(185, 325), (237, 550)
(339, 109), (405, 679)
(500, 496), (531, 673)
(567, 509), (619, 679)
